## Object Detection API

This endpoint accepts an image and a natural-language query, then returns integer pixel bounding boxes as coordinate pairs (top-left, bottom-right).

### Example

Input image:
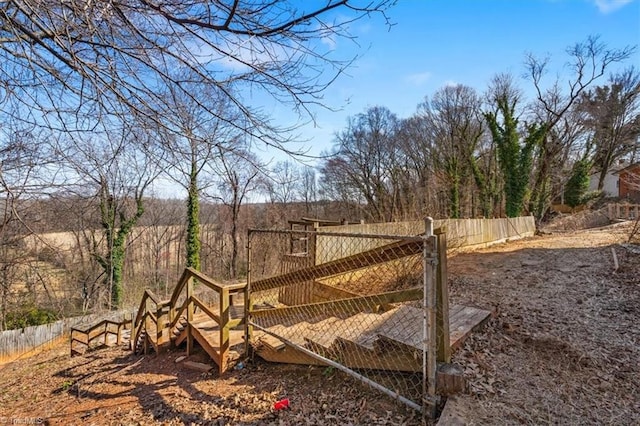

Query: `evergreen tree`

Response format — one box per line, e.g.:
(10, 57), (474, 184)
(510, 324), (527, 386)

(564, 159), (591, 208)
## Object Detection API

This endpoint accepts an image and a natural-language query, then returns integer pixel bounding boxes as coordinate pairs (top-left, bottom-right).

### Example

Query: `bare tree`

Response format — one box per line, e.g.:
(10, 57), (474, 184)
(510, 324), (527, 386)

(0, 121), (60, 327)
(395, 115), (439, 217)
(148, 81), (243, 272)
(320, 106), (403, 222)
(525, 36), (635, 217)
(579, 68), (640, 190)
(418, 84), (484, 218)
(57, 127), (160, 309)
(0, 1), (394, 143)
(299, 166), (318, 216)
(266, 160), (300, 204)
(207, 146), (262, 279)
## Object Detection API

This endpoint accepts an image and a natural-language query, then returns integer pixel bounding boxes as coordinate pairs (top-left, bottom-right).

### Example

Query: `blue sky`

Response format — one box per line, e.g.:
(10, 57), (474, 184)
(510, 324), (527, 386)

(260, 0), (640, 162)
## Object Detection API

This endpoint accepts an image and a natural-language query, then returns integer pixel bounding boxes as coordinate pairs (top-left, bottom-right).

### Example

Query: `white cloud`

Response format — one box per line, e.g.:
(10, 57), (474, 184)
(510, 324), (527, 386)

(405, 71), (432, 86)
(593, 0), (634, 14)
(443, 80), (458, 87)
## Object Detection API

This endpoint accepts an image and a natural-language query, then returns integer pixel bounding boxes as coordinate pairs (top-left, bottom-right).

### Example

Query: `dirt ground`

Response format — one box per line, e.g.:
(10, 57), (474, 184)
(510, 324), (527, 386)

(0, 221), (638, 425)
(449, 221), (640, 424)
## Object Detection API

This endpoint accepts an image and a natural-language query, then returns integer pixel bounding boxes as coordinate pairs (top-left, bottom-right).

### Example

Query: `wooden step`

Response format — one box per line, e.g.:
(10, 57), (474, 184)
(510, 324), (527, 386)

(449, 306), (492, 349)
(333, 336), (422, 372)
(301, 317), (343, 350)
(253, 303), (492, 372)
(174, 326), (188, 347)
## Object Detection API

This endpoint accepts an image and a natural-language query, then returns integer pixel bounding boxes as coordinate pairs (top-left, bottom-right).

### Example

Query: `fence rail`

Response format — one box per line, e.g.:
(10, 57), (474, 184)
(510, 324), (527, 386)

(315, 216), (535, 263)
(70, 318), (132, 355)
(607, 203), (640, 220)
(0, 310), (132, 364)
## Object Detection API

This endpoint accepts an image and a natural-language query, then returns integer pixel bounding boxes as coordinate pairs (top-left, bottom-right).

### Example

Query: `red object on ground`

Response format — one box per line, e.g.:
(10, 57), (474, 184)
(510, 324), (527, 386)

(273, 398), (290, 410)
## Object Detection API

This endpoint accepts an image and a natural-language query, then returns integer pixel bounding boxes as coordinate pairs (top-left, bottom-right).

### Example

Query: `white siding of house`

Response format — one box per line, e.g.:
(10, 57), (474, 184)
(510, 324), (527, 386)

(589, 172), (619, 197)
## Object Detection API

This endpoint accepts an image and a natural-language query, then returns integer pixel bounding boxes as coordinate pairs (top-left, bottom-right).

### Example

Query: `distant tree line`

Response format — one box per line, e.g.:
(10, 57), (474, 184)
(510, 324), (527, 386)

(320, 37), (639, 222)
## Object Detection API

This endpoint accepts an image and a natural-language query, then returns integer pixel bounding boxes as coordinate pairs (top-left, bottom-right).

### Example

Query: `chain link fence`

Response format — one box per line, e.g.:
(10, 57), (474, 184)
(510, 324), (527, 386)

(247, 226), (440, 412)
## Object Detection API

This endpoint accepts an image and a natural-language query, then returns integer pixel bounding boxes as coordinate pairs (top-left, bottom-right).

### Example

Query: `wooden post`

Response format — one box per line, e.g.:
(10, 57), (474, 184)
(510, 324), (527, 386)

(143, 314), (149, 355)
(186, 277), (194, 356)
(435, 227), (451, 363)
(245, 234), (253, 358)
(70, 330), (75, 356)
(117, 323), (122, 345)
(156, 305), (168, 351)
(169, 300), (175, 333)
(219, 287), (230, 374)
(103, 322), (108, 346)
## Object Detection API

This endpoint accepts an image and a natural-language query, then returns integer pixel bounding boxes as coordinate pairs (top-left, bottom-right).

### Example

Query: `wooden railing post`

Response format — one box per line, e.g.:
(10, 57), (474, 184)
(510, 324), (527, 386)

(186, 276), (194, 356)
(219, 287), (230, 374)
(245, 234), (253, 358)
(169, 301), (175, 334)
(143, 314), (149, 354)
(70, 330), (76, 356)
(156, 303), (168, 351)
(435, 227), (451, 363)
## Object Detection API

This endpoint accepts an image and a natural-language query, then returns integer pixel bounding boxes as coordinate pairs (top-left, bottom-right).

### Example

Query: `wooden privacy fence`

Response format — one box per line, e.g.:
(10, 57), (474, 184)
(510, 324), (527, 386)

(315, 216), (536, 263)
(607, 203), (640, 220)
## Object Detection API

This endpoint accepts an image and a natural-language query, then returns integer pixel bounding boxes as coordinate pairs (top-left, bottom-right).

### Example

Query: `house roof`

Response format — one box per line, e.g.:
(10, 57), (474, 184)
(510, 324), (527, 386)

(613, 162), (640, 175)
(588, 160), (630, 178)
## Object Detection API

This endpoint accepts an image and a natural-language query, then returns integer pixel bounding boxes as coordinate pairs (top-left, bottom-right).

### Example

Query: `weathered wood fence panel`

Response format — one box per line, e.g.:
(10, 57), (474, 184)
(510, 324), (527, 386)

(607, 203), (640, 220)
(316, 217), (536, 264)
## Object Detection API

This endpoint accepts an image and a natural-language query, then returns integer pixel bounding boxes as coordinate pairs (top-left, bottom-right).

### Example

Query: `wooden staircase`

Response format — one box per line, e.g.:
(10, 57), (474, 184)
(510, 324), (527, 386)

(253, 304), (491, 372)
(131, 268), (248, 374)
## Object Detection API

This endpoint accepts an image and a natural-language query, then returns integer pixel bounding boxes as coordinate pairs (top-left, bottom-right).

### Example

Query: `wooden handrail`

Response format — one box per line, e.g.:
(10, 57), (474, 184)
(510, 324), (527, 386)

(71, 318), (131, 336)
(168, 267), (244, 307)
(70, 318), (131, 356)
(133, 289), (162, 331)
(191, 296), (221, 325)
(168, 268), (193, 308)
(169, 298), (189, 330)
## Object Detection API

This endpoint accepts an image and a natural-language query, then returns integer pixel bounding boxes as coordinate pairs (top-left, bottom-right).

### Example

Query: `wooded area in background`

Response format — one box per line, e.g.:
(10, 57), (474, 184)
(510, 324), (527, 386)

(0, 1), (638, 329)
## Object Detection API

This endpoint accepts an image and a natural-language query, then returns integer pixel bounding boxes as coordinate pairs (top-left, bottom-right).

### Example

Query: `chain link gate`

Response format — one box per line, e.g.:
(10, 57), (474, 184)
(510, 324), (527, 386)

(246, 219), (441, 414)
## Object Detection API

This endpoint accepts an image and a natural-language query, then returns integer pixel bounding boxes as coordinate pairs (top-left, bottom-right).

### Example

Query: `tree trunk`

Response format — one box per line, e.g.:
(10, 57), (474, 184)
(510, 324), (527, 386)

(186, 160), (201, 270)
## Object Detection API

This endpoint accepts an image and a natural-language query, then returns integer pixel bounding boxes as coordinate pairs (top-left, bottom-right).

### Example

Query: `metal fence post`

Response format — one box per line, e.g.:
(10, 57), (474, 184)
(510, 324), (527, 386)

(423, 217), (438, 419)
